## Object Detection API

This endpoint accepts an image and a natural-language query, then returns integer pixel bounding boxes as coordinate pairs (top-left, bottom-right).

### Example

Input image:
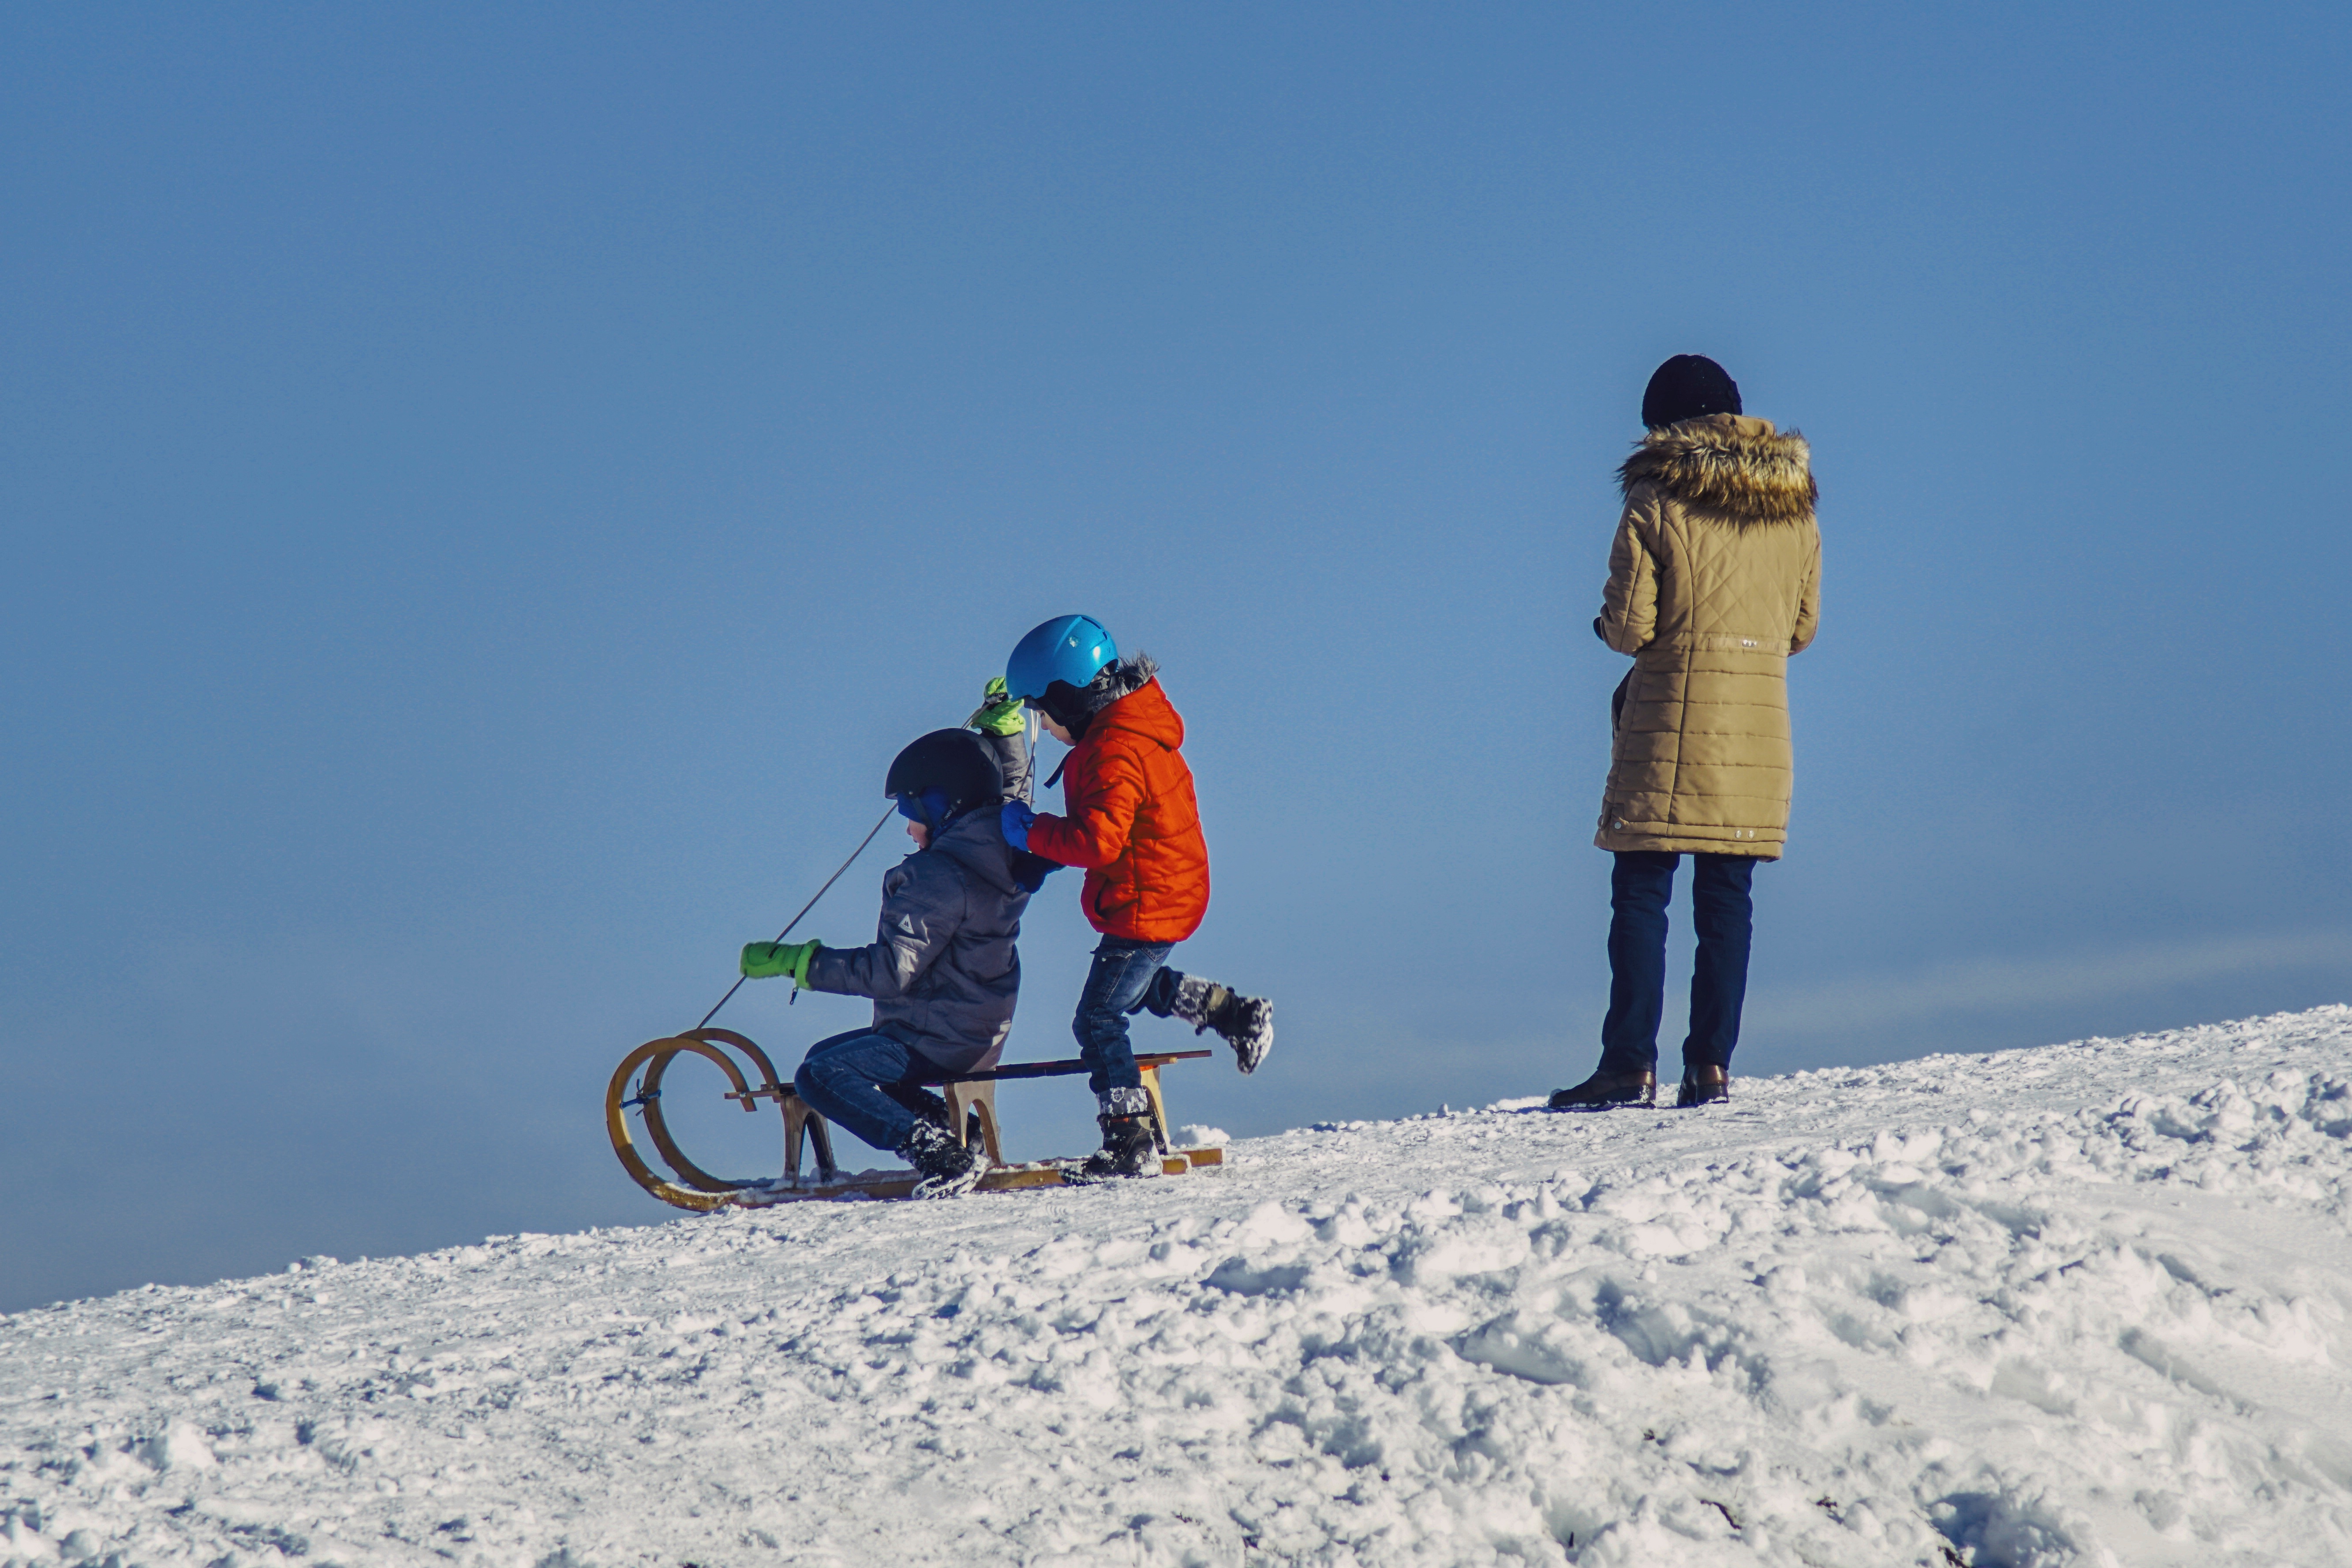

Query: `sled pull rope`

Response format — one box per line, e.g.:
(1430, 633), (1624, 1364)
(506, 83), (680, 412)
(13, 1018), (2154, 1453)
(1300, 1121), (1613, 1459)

(695, 804), (897, 1030)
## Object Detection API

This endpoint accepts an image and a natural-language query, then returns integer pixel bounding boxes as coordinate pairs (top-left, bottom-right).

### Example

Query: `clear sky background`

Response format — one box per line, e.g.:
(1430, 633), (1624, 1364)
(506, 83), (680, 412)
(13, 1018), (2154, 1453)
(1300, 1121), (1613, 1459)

(6, 3), (2349, 1313)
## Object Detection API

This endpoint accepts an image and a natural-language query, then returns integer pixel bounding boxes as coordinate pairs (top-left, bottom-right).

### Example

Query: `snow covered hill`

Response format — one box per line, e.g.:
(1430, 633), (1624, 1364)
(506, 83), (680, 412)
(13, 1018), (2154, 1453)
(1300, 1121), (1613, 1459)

(8, 1009), (2352, 1568)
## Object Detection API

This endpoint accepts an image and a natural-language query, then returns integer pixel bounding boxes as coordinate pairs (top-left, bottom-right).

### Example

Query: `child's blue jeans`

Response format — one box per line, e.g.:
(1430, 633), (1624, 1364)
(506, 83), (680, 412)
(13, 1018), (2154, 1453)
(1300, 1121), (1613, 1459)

(793, 1029), (931, 1153)
(1073, 936), (1186, 1112)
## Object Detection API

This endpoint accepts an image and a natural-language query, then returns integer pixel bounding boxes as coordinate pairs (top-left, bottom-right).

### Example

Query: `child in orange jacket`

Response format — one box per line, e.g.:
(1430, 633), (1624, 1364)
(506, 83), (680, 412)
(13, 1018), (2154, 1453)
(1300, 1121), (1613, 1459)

(999, 615), (1273, 1180)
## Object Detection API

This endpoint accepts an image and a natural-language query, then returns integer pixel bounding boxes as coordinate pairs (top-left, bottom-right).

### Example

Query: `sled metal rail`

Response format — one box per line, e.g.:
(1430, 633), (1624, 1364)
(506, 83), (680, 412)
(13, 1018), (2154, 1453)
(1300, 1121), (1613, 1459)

(605, 1032), (1222, 1210)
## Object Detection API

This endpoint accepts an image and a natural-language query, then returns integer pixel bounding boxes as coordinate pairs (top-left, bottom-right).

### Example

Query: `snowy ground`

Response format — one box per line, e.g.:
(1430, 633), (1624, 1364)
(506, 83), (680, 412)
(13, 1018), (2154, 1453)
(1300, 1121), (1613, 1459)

(8, 1009), (2352, 1568)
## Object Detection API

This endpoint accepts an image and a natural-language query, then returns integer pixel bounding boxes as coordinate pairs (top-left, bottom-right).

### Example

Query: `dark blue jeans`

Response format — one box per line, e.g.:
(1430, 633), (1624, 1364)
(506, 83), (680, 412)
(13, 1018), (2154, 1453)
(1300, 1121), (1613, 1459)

(793, 1030), (929, 1154)
(1599, 851), (1757, 1078)
(1073, 936), (1184, 1103)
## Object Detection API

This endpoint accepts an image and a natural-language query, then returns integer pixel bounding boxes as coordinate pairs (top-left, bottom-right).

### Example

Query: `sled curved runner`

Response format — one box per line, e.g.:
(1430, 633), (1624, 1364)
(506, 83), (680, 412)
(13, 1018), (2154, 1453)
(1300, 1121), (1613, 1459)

(606, 1032), (1223, 1208)
(604, 1028), (837, 1211)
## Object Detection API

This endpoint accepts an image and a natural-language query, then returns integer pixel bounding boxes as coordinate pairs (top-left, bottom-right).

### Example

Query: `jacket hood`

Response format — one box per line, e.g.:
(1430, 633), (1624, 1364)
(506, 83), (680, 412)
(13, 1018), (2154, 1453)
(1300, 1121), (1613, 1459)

(1092, 662), (1185, 751)
(1063, 653), (1163, 735)
(927, 803), (1022, 897)
(1617, 414), (1816, 525)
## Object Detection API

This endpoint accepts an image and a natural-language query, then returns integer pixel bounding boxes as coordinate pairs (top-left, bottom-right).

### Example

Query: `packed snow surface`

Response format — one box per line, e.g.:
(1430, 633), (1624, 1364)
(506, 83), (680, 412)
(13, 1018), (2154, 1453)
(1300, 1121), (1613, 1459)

(10, 1010), (2352, 1568)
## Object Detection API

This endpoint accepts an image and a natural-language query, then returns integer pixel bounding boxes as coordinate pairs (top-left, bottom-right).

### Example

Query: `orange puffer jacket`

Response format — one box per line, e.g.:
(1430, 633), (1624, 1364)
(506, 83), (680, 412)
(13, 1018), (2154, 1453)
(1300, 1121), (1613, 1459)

(1025, 678), (1211, 942)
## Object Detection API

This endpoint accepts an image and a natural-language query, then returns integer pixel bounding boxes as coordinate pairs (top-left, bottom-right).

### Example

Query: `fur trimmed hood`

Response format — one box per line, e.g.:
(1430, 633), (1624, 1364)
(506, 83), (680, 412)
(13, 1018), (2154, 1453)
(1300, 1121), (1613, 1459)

(1053, 653), (1163, 741)
(1096, 652), (1159, 706)
(1617, 415), (1816, 525)
(1068, 653), (1158, 721)
(1092, 663), (1185, 752)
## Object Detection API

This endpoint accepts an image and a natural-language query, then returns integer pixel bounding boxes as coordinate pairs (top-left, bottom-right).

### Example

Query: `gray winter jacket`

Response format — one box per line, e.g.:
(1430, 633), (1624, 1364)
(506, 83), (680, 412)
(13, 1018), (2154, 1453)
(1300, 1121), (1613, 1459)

(803, 755), (1033, 1074)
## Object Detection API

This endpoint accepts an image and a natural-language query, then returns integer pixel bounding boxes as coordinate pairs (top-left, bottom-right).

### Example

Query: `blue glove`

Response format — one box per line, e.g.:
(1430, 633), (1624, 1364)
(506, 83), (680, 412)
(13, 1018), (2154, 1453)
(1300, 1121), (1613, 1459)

(1000, 799), (1035, 852)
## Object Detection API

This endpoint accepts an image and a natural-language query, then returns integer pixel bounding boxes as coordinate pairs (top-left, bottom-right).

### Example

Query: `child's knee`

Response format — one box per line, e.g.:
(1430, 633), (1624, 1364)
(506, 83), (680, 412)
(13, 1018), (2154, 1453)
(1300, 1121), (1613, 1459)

(793, 1058), (830, 1101)
(1072, 1004), (1129, 1049)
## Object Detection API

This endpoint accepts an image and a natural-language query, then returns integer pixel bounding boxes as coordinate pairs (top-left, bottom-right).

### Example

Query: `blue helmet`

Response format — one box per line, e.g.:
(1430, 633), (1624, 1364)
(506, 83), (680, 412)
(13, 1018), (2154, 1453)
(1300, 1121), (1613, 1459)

(1006, 615), (1118, 700)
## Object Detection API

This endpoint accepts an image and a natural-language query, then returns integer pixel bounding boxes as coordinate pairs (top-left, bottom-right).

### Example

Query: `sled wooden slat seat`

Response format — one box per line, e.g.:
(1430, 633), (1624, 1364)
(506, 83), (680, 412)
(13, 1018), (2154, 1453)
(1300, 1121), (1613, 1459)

(605, 1031), (1223, 1210)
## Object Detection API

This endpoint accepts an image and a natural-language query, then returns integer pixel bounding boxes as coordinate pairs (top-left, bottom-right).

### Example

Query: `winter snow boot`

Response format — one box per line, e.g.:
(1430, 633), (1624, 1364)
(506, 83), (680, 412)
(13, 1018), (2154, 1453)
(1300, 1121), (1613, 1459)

(883, 1082), (986, 1145)
(1062, 1114), (1163, 1183)
(1171, 974), (1275, 1074)
(1546, 1069), (1658, 1111)
(1675, 1064), (1730, 1108)
(897, 1119), (987, 1199)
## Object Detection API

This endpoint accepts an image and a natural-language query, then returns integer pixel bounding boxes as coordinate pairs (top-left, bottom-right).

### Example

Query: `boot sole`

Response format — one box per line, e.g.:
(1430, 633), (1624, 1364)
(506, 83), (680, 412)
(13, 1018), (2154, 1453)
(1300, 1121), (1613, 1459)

(1057, 1159), (1161, 1185)
(1546, 1097), (1656, 1112)
(909, 1162), (988, 1199)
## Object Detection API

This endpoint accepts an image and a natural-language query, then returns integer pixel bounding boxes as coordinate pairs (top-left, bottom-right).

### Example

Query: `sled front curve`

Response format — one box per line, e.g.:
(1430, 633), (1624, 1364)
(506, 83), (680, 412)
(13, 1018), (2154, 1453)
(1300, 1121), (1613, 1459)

(607, 1038), (736, 1210)
(604, 1031), (830, 1211)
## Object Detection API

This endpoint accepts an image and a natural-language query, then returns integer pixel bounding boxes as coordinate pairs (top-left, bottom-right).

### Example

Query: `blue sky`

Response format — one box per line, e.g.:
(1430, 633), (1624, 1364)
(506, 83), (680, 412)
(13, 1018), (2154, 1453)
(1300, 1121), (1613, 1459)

(6, 3), (2348, 1312)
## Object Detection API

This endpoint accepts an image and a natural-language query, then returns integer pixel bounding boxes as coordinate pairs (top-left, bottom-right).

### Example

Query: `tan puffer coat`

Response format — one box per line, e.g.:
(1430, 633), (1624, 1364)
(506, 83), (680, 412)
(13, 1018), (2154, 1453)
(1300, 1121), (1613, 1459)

(1595, 414), (1821, 858)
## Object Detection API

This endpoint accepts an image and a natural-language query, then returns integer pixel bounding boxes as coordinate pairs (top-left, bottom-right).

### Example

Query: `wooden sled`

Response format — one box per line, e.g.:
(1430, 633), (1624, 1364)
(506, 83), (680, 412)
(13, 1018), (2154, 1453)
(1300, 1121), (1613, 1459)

(605, 1029), (1223, 1209)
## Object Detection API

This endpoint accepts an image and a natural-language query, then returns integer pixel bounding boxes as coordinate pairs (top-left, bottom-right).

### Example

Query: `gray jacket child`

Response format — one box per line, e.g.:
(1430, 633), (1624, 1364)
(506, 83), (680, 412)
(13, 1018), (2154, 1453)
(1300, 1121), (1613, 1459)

(800, 731), (1038, 1075)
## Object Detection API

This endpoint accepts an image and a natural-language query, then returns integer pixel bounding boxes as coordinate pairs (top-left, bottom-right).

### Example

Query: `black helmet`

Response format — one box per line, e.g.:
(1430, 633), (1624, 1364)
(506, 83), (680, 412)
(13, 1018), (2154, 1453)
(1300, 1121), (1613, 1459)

(884, 729), (1002, 817)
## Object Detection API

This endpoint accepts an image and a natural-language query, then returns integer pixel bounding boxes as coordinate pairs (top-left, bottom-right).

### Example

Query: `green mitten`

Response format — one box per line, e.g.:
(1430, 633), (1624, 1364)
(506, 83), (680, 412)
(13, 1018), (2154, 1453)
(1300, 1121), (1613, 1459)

(740, 939), (822, 987)
(966, 675), (1026, 737)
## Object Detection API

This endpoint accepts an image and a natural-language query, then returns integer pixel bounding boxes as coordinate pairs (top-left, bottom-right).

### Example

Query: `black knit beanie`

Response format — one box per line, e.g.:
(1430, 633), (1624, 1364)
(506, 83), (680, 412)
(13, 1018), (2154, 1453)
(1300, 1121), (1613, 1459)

(1641, 355), (1742, 429)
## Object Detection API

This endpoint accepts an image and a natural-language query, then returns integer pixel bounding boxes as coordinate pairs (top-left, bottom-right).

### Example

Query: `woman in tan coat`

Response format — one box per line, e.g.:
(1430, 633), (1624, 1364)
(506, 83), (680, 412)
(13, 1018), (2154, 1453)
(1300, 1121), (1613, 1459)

(1551, 355), (1821, 1111)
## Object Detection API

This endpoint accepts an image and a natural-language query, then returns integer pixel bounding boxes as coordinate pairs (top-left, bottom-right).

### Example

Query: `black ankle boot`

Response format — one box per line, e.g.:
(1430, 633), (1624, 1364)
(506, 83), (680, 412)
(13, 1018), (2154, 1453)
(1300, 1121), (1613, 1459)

(896, 1120), (987, 1199)
(1063, 1114), (1162, 1183)
(1675, 1064), (1730, 1107)
(1172, 974), (1275, 1074)
(1206, 990), (1274, 1073)
(1547, 1069), (1658, 1110)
